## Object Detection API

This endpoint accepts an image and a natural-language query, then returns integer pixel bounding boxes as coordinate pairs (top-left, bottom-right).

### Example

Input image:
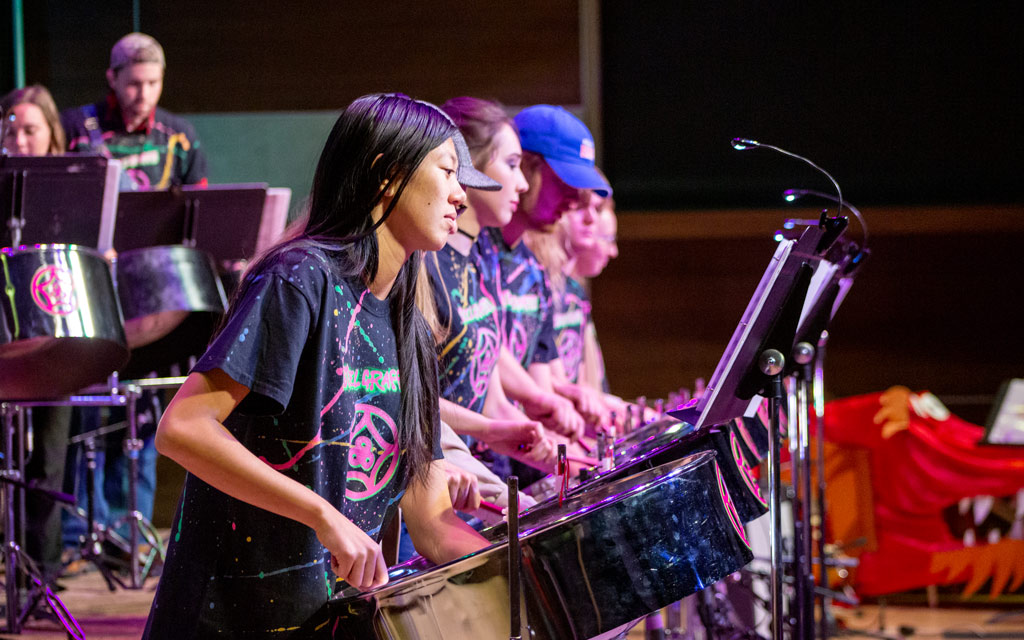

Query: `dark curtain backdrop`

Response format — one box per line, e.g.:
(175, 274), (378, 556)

(600, 2), (1024, 209)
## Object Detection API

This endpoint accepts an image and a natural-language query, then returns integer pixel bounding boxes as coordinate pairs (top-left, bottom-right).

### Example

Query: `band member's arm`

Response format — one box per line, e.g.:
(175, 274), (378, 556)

(155, 368), (388, 591)
(440, 397), (556, 470)
(579, 321), (606, 393)
(498, 346), (585, 440)
(547, 358), (610, 428)
(402, 459), (490, 562)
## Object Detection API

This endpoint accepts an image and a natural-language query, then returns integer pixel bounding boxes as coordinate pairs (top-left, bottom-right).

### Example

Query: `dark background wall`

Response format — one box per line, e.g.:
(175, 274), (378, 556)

(600, 2), (1023, 209)
(4, 1), (1022, 428)
(3, 0), (580, 111)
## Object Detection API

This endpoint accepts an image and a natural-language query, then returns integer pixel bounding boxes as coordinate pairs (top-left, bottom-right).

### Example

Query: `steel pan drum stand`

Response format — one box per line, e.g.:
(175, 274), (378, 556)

(32, 375), (181, 590)
(1, 403), (86, 638)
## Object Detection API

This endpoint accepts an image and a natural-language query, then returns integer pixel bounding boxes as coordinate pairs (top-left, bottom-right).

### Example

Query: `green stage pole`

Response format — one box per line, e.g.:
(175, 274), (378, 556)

(12, 0), (26, 88)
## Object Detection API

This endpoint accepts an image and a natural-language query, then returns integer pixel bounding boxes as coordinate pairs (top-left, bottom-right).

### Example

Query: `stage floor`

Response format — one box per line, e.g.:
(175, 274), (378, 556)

(2, 564), (1021, 638)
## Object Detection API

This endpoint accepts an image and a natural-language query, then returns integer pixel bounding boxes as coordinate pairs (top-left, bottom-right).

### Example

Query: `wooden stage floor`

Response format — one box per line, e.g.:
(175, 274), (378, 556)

(2, 563), (1022, 640)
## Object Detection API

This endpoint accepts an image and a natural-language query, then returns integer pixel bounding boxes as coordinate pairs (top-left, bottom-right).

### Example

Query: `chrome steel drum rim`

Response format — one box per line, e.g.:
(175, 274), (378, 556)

(1, 244), (128, 400)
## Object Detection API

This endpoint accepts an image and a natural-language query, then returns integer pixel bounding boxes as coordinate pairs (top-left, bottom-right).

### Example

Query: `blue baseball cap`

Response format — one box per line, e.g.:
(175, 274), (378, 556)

(514, 105), (611, 197)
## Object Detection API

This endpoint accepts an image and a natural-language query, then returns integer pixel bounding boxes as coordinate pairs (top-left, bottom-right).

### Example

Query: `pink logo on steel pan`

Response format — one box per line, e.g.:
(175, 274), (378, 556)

(30, 264), (78, 317)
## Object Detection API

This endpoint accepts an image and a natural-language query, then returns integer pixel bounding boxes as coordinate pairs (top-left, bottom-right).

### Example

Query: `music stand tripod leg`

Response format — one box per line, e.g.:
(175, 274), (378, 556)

(80, 434), (124, 592)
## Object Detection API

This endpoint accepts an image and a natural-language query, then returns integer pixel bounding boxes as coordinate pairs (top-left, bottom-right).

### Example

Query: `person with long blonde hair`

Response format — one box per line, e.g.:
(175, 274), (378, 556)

(0, 83), (71, 585)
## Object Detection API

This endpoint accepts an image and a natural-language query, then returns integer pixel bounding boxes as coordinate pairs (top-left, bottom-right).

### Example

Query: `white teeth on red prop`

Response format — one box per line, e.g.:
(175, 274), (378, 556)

(963, 529), (977, 547)
(1010, 520), (1024, 541)
(988, 529), (1002, 545)
(1017, 489), (1024, 520)
(959, 497), (972, 515)
(974, 495), (995, 526)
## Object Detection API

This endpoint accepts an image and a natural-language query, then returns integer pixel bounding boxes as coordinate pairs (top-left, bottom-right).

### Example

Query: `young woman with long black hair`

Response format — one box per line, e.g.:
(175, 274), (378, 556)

(143, 93), (490, 637)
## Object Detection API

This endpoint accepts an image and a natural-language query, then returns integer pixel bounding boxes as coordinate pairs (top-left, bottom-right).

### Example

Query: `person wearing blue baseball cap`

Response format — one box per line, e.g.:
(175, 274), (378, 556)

(467, 105), (612, 486)
(499, 105), (612, 241)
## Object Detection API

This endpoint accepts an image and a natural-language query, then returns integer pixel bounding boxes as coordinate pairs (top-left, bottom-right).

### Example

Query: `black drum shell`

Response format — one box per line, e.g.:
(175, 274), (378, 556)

(318, 451), (753, 639)
(0, 244), (128, 400)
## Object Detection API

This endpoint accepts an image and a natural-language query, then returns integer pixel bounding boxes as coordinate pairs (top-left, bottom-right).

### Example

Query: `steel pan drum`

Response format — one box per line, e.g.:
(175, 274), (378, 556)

(610, 420), (767, 523)
(314, 452), (753, 639)
(116, 245), (226, 349)
(0, 245), (128, 400)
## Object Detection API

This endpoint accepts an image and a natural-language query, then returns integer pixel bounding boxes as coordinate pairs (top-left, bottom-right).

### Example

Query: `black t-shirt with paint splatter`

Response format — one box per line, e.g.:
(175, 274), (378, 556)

(426, 243), (503, 413)
(144, 246), (440, 638)
(475, 228), (557, 368)
(553, 277), (592, 384)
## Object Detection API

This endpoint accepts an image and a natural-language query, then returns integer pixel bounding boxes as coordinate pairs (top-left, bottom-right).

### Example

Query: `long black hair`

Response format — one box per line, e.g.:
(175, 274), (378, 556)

(225, 93), (455, 487)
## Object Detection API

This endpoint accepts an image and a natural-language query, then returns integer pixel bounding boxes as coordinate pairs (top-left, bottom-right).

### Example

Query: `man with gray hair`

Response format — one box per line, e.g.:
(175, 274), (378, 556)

(61, 32), (207, 189)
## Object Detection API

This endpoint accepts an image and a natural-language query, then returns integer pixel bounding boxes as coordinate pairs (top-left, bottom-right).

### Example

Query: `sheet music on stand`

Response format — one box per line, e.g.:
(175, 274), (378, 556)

(669, 221), (845, 430)
(114, 183), (269, 266)
(1, 154), (121, 251)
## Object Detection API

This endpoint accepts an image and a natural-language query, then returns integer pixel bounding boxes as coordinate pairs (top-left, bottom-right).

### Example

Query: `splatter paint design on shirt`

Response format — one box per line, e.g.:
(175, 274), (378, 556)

(475, 228), (557, 368)
(144, 247), (440, 638)
(552, 277), (592, 384)
(426, 243), (503, 412)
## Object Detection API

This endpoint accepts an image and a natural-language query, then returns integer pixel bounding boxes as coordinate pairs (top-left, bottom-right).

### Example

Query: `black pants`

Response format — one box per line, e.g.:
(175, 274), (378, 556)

(24, 404), (73, 580)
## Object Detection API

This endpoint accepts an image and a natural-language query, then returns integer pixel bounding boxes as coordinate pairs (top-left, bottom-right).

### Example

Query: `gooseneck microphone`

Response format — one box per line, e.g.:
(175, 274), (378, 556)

(783, 188), (868, 249)
(730, 137), (844, 227)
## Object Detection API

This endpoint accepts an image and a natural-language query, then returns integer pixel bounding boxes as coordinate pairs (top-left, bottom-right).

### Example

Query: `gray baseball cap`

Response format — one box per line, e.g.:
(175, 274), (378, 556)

(451, 128), (500, 191)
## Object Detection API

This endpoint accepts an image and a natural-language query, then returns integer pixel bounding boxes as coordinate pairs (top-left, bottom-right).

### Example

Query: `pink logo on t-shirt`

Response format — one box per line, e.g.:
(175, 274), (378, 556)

(470, 327), (500, 398)
(345, 403), (400, 502)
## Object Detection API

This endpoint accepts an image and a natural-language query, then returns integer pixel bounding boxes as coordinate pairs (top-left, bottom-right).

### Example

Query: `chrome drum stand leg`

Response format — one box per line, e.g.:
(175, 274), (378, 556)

(104, 384), (165, 589)
(1, 402), (85, 638)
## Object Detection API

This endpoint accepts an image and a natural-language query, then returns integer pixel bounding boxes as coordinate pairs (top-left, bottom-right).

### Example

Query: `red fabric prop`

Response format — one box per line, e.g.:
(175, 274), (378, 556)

(825, 387), (1024, 597)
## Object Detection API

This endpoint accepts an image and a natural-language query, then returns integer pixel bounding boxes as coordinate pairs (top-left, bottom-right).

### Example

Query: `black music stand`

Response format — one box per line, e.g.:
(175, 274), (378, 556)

(114, 182), (268, 262)
(783, 239), (866, 640)
(669, 217), (846, 640)
(669, 217), (844, 430)
(1, 154), (121, 251)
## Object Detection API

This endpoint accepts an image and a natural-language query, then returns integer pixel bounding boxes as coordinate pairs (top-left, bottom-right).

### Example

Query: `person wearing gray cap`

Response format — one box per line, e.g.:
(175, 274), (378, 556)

(60, 32), (207, 189)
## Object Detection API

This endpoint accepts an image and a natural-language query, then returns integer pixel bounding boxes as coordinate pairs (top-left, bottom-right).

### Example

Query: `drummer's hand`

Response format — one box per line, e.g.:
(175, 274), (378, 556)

(527, 392), (586, 442)
(103, 248), (118, 262)
(553, 381), (608, 428)
(313, 508), (388, 591)
(484, 418), (545, 449)
(486, 420), (558, 471)
(443, 461), (482, 512)
(517, 432), (558, 470)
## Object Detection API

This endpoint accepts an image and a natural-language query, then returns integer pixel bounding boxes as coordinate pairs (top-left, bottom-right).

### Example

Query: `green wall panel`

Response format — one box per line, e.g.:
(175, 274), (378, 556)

(183, 110), (339, 221)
